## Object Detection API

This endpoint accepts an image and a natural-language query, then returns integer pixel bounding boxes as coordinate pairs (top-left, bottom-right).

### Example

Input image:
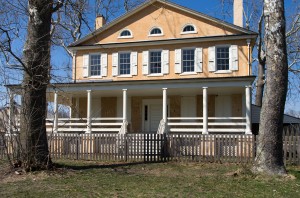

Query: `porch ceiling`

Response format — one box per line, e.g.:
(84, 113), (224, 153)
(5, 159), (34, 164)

(46, 87), (245, 103)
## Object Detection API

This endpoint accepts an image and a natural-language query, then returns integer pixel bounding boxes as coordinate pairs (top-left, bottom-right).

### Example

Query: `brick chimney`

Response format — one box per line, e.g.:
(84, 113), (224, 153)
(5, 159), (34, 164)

(233, 0), (243, 27)
(95, 15), (106, 29)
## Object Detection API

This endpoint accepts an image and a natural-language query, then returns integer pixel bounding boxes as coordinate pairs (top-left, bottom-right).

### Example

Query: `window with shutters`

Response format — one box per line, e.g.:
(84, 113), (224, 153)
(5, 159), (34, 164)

(182, 49), (195, 72)
(216, 46), (230, 70)
(119, 52), (131, 75)
(149, 51), (162, 74)
(90, 54), (101, 76)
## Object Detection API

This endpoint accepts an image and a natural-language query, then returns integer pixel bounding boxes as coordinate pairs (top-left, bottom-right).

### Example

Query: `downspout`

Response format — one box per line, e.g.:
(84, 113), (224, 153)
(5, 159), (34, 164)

(73, 50), (77, 83)
(247, 39), (251, 76)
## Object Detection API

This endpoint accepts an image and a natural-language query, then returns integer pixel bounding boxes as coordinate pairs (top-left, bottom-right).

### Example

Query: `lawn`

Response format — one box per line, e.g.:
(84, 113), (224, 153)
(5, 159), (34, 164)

(0, 160), (300, 198)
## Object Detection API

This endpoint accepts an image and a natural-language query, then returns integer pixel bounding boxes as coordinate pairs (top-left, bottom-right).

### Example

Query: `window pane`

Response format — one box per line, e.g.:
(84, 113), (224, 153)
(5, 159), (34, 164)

(150, 51), (161, 74)
(183, 25), (195, 32)
(216, 47), (229, 70)
(90, 54), (101, 76)
(150, 28), (162, 35)
(120, 30), (131, 37)
(182, 49), (195, 72)
(119, 53), (131, 75)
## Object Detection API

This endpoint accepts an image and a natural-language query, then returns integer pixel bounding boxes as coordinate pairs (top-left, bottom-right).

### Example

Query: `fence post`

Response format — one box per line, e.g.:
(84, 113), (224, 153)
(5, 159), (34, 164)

(125, 134), (128, 162)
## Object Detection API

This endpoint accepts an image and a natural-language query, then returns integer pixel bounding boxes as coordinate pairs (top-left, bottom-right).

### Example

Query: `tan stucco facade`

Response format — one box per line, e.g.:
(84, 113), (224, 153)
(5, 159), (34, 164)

(72, 1), (255, 82)
(56, 0), (256, 134)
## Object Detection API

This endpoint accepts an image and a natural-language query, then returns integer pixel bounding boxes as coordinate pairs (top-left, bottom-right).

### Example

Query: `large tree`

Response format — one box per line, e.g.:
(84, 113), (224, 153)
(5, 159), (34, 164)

(253, 0), (288, 175)
(19, 0), (63, 171)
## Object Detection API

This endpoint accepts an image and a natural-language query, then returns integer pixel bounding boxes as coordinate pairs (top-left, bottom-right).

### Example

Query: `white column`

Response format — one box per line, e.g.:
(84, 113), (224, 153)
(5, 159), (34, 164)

(122, 89), (127, 121)
(8, 91), (15, 134)
(53, 91), (58, 133)
(87, 90), (92, 133)
(162, 88), (168, 122)
(75, 97), (80, 118)
(245, 86), (252, 134)
(203, 87), (208, 134)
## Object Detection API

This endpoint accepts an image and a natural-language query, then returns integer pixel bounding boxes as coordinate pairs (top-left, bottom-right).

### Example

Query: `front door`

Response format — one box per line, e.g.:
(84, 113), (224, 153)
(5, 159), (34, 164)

(143, 99), (163, 133)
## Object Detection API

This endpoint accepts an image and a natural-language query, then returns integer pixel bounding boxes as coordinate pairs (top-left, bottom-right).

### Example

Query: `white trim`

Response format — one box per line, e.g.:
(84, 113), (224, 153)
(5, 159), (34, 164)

(147, 73), (164, 77)
(118, 29), (133, 38)
(181, 24), (197, 34)
(148, 26), (164, 36)
(214, 70), (233, 74)
(116, 75), (133, 78)
(179, 72), (197, 76)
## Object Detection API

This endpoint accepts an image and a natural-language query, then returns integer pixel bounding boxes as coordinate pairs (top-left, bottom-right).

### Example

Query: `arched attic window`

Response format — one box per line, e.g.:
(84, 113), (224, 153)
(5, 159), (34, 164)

(149, 27), (163, 36)
(119, 29), (133, 38)
(181, 24), (197, 34)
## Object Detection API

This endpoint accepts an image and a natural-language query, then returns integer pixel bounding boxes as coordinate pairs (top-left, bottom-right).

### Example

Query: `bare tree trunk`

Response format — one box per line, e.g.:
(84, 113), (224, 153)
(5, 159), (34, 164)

(254, 0), (288, 175)
(20, 0), (56, 171)
(255, 61), (265, 106)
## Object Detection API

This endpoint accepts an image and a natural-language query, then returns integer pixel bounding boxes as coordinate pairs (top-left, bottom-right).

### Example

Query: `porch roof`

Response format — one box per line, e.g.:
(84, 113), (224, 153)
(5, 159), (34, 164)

(49, 76), (255, 92)
(6, 76), (256, 94)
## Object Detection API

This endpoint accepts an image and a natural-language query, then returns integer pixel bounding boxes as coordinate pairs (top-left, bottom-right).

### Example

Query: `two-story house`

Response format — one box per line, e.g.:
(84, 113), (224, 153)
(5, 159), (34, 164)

(17, 0), (258, 134)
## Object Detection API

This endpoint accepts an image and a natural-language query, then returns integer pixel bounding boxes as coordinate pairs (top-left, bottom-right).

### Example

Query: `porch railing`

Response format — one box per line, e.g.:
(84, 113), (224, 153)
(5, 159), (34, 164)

(46, 118), (123, 133)
(167, 117), (247, 133)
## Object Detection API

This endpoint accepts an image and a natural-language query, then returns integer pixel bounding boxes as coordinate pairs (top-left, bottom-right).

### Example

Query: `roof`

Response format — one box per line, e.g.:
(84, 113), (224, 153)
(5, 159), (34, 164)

(69, 0), (257, 48)
(252, 105), (300, 124)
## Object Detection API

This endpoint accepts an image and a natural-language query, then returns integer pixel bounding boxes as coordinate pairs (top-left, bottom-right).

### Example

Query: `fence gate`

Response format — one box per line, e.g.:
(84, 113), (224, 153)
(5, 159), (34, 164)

(143, 134), (168, 162)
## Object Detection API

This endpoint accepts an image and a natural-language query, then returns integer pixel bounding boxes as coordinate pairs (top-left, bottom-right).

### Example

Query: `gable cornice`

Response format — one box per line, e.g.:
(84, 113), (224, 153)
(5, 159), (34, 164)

(68, 34), (257, 51)
(69, 0), (256, 48)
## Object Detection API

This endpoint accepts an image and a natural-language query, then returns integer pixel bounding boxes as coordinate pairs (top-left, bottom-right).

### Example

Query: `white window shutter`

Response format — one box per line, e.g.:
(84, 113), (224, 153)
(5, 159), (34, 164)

(112, 52), (118, 76)
(230, 45), (238, 71)
(83, 54), (89, 77)
(101, 53), (107, 76)
(195, 48), (203, 73)
(162, 50), (169, 74)
(142, 51), (149, 75)
(175, 49), (182, 73)
(131, 52), (138, 75)
(208, 46), (216, 72)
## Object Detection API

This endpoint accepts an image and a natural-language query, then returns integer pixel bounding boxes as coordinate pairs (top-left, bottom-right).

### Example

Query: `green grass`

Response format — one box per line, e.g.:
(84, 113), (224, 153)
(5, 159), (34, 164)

(1, 160), (300, 198)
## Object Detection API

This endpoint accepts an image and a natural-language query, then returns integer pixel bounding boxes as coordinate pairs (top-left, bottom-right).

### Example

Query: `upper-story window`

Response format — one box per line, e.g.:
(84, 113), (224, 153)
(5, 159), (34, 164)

(90, 54), (101, 76)
(182, 49), (195, 72)
(112, 52), (138, 76)
(181, 24), (197, 34)
(174, 48), (202, 74)
(119, 52), (131, 75)
(149, 27), (163, 36)
(119, 29), (133, 38)
(208, 45), (238, 73)
(142, 50), (169, 75)
(149, 51), (162, 73)
(216, 47), (230, 70)
(82, 53), (107, 78)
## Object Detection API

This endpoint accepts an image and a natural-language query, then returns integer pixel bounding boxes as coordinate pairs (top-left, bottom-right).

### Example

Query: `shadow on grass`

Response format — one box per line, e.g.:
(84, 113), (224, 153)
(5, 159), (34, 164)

(288, 169), (300, 179)
(53, 161), (166, 171)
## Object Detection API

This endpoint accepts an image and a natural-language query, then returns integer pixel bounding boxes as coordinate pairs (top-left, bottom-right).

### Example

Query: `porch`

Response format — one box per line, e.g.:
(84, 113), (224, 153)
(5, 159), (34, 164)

(7, 77), (254, 135)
